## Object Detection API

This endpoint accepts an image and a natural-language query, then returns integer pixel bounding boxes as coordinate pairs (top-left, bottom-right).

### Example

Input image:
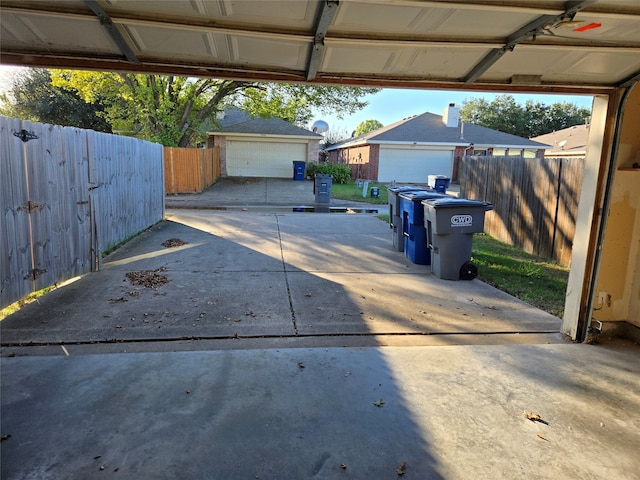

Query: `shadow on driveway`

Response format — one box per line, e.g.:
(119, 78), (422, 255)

(1, 210), (638, 479)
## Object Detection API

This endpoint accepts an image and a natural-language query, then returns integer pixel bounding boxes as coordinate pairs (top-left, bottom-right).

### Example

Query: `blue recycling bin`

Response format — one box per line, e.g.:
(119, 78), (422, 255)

(388, 185), (427, 252)
(427, 175), (451, 193)
(293, 161), (306, 181)
(398, 190), (446, 264)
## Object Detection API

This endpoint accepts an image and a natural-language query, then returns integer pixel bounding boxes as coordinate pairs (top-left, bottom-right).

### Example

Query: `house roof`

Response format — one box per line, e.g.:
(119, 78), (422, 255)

(325, 111), (550, 151)
(530, 124), (589, 157)
(209, 108), (323, 139)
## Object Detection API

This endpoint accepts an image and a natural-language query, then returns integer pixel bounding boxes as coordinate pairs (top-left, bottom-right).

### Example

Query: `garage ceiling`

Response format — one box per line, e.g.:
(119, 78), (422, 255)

(1, 0), (639, 93)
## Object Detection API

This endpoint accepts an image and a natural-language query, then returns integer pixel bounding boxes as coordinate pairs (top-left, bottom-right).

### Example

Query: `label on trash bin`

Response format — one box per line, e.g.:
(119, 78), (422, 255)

(451, 214), (473, 227)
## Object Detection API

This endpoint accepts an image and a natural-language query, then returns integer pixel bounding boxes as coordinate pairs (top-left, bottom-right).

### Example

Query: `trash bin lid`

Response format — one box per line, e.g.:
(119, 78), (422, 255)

(388, 185), (426, 194)
(422, 197), (493, 210)
(399, 190), (446, 201)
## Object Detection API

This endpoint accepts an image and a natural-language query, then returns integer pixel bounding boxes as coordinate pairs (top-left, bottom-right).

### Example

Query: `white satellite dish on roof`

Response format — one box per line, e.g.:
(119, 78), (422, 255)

(558, 140), (567, 149)
(311, 119), (329, 134)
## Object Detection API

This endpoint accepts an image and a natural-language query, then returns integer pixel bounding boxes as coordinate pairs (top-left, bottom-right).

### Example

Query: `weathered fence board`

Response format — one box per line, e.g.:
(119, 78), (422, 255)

(164, 147), (220, 194)
(1, 117), (164, 309)
(459, 155), (584, 266)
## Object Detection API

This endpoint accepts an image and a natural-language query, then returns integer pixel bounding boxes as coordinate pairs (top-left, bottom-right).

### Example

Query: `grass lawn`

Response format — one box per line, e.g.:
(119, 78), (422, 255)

(331, 181), (389, 205)
(472, 234), (569, 318)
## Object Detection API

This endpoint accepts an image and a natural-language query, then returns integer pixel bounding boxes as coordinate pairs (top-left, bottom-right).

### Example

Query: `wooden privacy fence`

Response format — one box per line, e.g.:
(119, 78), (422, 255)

(164, 147), (220, 193)
(459, 155), (584, 266)
(1, 117), (164, 309)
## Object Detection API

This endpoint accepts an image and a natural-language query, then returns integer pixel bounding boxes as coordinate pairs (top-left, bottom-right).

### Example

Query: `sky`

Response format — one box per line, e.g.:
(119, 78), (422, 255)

(1, 65), (594, 136)
(312, 88), (594, 137)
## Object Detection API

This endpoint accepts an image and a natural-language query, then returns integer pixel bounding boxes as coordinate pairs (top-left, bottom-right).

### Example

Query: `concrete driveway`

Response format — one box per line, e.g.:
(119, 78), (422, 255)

(2, 178), (639, 479)
(1, 206), (561, 350)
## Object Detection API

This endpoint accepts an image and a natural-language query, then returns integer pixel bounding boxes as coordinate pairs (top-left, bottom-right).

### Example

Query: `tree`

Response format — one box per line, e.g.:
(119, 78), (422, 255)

(459, 94), (590, 138)
(0, 68), (112, 132)
(49, 70), (379, 146)
(354, 119), (384, 136)
(321, 127), (350, 148)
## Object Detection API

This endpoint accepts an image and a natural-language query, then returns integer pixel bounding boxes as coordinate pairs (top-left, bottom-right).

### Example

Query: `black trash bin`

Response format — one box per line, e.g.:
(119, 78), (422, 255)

(422, 197), (493, 280)
(314, 174), (332, 203)
(293, 161), (306, 181)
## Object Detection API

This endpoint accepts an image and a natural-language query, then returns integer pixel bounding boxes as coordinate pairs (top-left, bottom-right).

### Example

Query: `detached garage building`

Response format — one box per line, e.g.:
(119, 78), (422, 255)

(208, 108), (323, 178)
(325, 104), (549, 183)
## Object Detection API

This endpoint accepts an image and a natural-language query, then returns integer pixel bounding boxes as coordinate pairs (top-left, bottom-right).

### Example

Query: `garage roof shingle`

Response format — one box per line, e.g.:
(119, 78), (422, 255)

(211, 108), (323, 138)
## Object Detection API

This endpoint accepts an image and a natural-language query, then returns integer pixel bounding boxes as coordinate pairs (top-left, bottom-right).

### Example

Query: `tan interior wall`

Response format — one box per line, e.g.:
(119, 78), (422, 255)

(593, 85), (640, 327)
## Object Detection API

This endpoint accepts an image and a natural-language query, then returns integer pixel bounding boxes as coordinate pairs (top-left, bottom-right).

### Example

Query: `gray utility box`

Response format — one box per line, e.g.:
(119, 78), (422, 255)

(314, 174), (332, 204)
(422, 197), (493, 280)
(387, 185), (426, 252)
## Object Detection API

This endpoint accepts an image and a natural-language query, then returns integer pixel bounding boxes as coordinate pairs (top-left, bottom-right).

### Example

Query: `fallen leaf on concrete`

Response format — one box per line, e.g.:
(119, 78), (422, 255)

(523, 411), (549, 425)
(161, 238), (188, 248)
(94, 455), (102, 460)
(396, 461), (407, 475)
(373, 399), (385, 407)
(108, 297), (128, 303)
(298, 362), (305, 369)
(1, 434), (11, 442)
(99, 465), (105, 471)
(340, 464), (347, 470)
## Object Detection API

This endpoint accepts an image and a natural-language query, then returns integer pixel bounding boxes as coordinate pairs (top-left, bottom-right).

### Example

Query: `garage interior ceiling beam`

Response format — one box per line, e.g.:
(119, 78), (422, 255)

(1, 0), (639, 92)
(463, 0), (596, 84)
(83, 0), (139, 64)
(306, 0), (339, 81)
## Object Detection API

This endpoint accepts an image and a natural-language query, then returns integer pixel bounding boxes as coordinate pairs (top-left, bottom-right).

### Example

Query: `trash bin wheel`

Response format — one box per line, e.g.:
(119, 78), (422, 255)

(460, 262), (478, 280)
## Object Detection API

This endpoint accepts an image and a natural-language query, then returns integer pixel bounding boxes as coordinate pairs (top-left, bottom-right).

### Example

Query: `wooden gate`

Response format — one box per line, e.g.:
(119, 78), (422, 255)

(1, 117), (164, 309)
(1, 118), (93, 306)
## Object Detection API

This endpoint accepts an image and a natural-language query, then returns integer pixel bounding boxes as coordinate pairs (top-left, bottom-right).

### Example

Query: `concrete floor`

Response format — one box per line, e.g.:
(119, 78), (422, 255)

(2, 343), (639, 479)
(2, 180), (639, 479)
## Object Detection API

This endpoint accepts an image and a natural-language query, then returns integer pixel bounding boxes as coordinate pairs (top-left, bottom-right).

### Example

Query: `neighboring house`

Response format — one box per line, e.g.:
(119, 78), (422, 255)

(325, 103), (550, 183)
(207, 108), (323, 178)
(530, 124), (589, 158)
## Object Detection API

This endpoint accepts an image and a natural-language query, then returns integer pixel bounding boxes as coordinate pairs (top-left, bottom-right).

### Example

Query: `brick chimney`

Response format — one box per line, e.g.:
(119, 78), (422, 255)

(443, 103), (459, 128)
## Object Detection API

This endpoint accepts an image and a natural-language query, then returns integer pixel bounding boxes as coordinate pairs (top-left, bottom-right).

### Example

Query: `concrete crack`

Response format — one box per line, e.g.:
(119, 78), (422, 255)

(275, 215), (298, 335)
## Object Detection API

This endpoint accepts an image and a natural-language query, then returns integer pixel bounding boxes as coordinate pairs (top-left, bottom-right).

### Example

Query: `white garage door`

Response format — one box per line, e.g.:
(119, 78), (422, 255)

(227, 139), (307, 177)
(378, 147), (453, 183)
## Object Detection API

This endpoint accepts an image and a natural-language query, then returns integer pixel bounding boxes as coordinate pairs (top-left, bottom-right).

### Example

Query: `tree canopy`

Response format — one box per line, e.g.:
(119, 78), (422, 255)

(0, 68), (112, 133)
(46, 70), (378, 146)
(354, 119), (384, 136)
(459, 95), (591, 138)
